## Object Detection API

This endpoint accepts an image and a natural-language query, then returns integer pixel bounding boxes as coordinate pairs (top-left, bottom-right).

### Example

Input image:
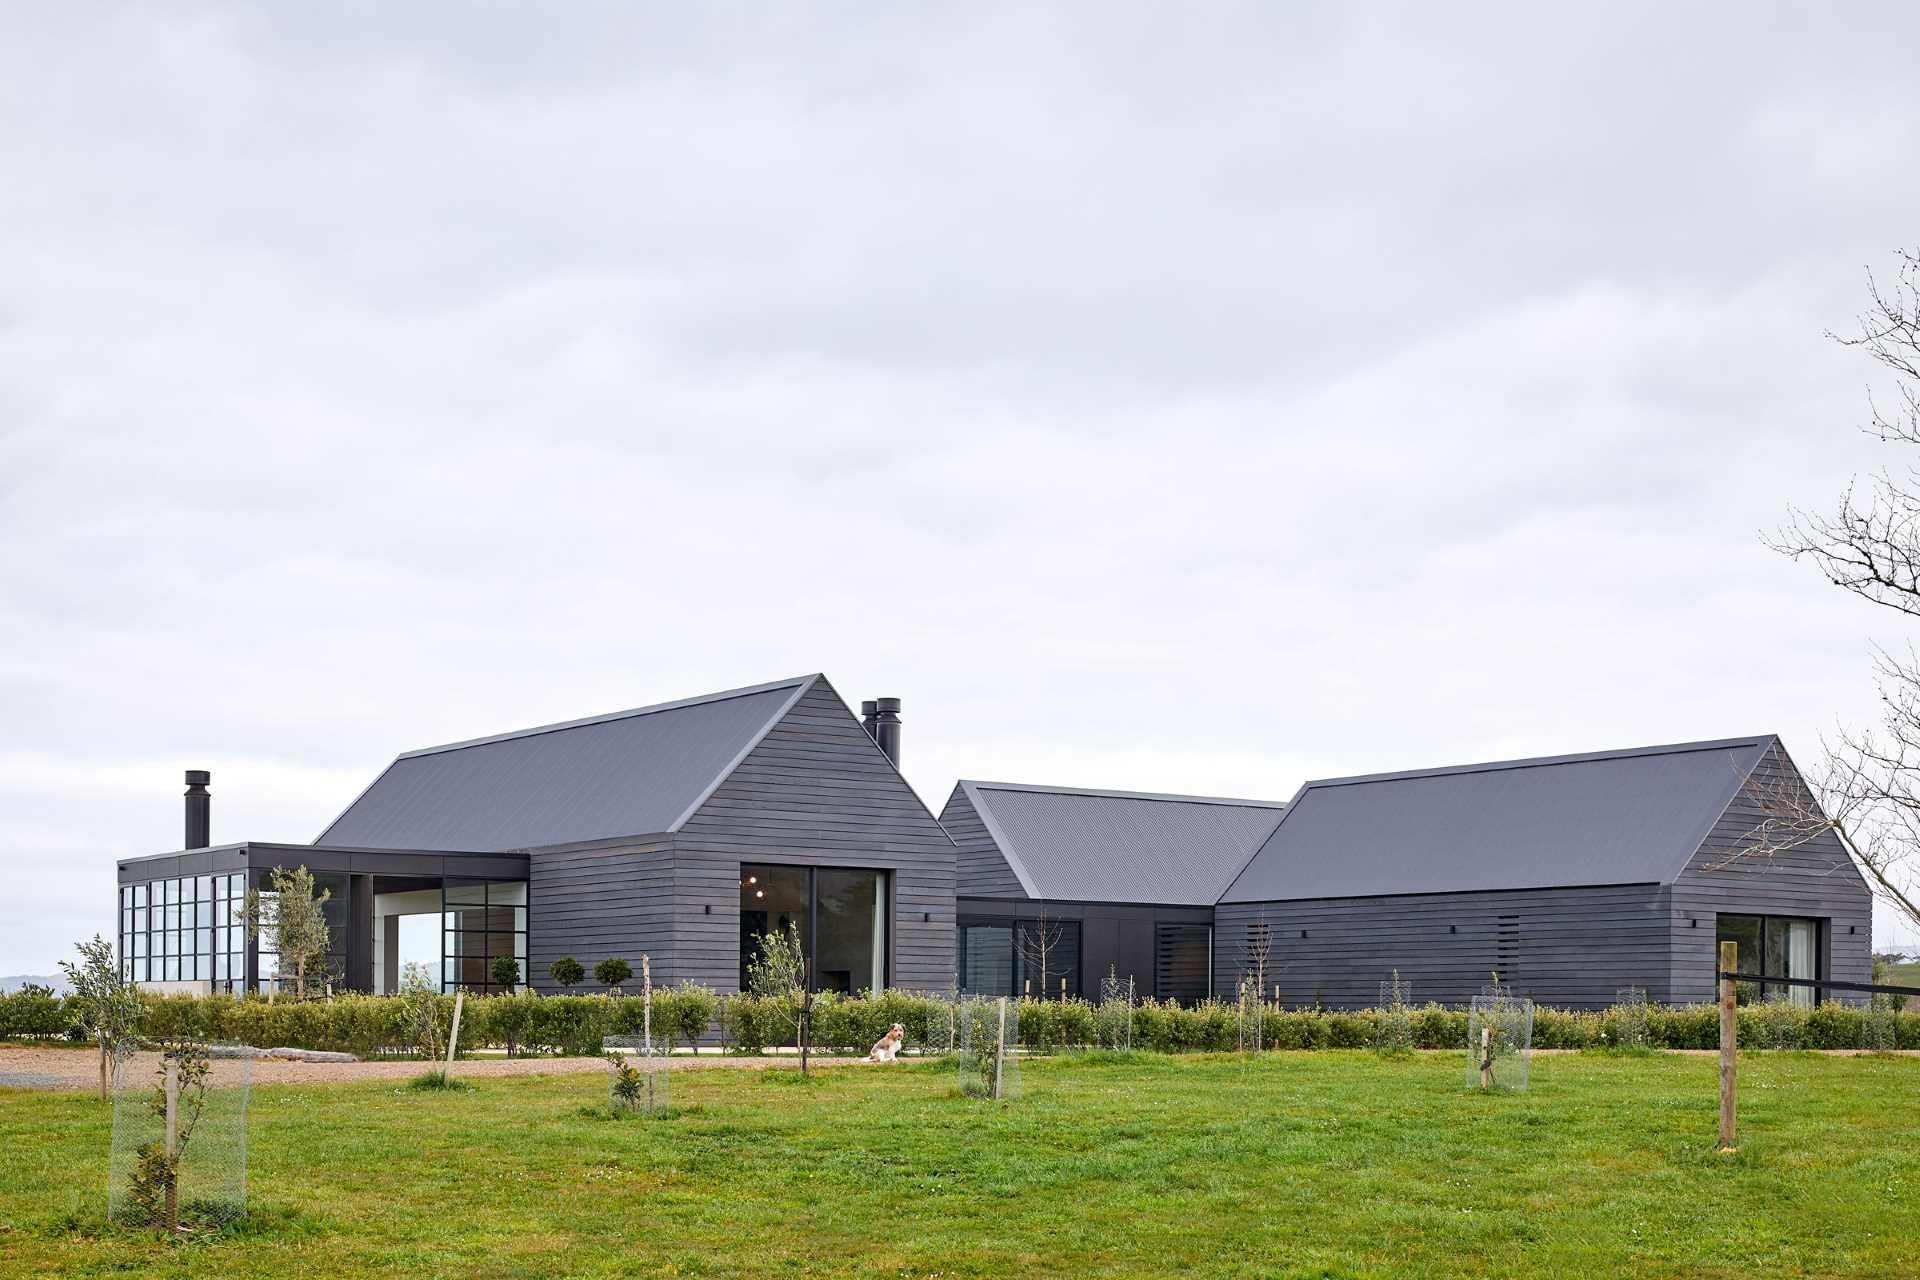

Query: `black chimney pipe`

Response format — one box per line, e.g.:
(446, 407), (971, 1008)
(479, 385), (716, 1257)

(873, 697), (902, 767)
(861, 700), (879, 743)
(184, 770), (211, 850)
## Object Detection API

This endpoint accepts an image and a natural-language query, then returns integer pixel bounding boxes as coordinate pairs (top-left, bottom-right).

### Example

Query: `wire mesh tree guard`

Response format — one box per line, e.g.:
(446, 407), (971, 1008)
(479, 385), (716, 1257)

(1863, 995), (1900, 1052)
(1375, 973), (1415, 1056)
(603, 1034), (670, 1116)
(956, 996), (1019, 1101)
(1466, 994), (1534, 1091)
(1097, 968), (1134, 1052)
(108, 1043), (250, 1233)
(1611, 987), (1652, 1050)
(915, 989), (962, 1057)
(1235, 978), (1265, 1054)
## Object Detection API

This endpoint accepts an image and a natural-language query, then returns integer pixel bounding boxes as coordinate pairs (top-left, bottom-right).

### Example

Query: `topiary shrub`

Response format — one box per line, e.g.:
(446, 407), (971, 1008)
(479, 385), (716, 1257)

(549, 957), (586, 990)
(593, 959), (633, 995)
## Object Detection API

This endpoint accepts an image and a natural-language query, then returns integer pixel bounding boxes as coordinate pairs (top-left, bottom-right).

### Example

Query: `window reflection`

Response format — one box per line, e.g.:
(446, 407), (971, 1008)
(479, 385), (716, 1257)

(739, 865), (887, 995)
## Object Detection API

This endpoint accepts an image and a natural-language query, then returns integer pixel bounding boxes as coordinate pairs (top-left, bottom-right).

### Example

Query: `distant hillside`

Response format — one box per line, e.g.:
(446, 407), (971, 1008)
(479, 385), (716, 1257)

(0, 974), (70, 994)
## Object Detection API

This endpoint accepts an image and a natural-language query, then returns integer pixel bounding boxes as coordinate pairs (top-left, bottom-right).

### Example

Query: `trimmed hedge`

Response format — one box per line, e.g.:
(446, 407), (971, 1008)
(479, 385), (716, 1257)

(7, 984), (1918, 1056)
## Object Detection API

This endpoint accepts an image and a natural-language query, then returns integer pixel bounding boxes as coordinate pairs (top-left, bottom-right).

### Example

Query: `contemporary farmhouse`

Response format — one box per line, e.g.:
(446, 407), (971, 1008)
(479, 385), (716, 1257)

(114, 675), (1872, 1008)
(117, 676), (954, 1000)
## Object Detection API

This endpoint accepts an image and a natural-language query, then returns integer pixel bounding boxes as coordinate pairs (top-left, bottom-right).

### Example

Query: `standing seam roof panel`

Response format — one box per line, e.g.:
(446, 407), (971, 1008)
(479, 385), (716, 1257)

(964, 783), (1288, 906)
(1220, 737), (1773, 903)
(317, 679), (809, 851)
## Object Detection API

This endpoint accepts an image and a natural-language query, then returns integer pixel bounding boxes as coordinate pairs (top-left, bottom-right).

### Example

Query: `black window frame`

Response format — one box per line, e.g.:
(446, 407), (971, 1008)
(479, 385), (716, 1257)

(440, 878), (529, 995)
(954, 915), (1084, 999)
(1716, 912), (1824, 1005)
(739, 863), (890, 995)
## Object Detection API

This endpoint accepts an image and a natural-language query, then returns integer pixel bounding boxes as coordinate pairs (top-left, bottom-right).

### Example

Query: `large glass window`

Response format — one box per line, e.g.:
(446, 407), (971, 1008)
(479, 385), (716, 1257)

(117, 872), (247, 991)
(441, 880), (528, 994)
(957, 923), (1013, 996)
(954, 918), (1083, 999)
(1718, 913), (1820, 1006)
(739, 865), (887, 995)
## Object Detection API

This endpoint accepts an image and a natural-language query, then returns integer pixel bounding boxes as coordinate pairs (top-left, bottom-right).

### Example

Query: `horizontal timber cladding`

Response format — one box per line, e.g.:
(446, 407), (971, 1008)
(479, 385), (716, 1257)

(672, 677), (957, 994)
(956, 897), (1216, 1001)
(1214, 884), (1673, 1011)
(1667, 743), (1874, 1004)
(940, 785), (1027, 898)
(526, 836), (674, 993)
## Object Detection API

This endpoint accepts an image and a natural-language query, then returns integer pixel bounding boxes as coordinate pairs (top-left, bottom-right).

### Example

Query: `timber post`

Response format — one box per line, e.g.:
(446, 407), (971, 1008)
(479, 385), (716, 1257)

(1718, 940), (1738, 1151)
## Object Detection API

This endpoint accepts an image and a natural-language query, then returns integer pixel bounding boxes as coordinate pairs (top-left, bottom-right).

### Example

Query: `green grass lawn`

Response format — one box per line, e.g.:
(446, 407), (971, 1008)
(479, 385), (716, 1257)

(1, 1051), (1916, 1278)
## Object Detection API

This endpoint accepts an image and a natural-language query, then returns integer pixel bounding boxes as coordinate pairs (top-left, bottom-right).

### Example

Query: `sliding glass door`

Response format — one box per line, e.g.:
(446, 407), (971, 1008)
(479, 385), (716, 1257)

(740, 864), (887, 994)
(1717, 913), (1819, 1006)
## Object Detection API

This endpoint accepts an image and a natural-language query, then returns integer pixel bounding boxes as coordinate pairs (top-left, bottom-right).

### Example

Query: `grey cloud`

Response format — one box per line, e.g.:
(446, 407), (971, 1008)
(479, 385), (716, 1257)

(5, 3), (1920, 968)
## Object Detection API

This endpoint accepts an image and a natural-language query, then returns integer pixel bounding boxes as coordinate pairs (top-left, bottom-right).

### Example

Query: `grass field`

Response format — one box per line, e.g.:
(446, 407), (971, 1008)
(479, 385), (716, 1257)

(2, 1051), (1917, 1278)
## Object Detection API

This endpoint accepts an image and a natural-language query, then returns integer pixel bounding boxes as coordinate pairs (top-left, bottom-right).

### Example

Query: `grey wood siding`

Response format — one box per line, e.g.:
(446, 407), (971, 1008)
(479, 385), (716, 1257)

(526, 835), (674, 993)
(1667, 742), (1873, 1003)
(672, 677), (958, 994)
(940, 784), (1027, 899)
(1214, 884), (1673, 1010)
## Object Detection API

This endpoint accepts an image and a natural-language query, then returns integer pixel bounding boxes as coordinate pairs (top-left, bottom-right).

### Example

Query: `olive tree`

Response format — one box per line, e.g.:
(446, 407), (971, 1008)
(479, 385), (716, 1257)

(745, 922), (811, 1072)
(237, 866), (332, 1000)
(60, 934), (143, 1101)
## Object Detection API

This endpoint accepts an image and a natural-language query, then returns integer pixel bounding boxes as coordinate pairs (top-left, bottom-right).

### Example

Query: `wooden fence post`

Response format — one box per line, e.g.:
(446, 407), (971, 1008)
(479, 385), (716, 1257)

(444, 988), (465, 1080)
(1718, 940), (1737, 1152)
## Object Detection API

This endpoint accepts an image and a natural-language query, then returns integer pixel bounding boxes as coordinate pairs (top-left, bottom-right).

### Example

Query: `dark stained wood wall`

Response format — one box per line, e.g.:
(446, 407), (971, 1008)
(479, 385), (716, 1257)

(939, 784), (1028, 899)
(526, 835), (674, 993)
(671, 677), (958, 994)
(1214, 884), (1673, 1010)
(1667, 741), (1873, 1003)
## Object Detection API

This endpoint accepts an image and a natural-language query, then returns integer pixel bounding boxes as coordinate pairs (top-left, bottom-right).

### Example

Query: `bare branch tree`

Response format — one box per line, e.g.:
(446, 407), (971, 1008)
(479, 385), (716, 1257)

(1765, 248), (1920, 938)
(1240, 915), (1272, 1005)
(1017, 905), (1066, 999)
(1703, 741), (1920, 936)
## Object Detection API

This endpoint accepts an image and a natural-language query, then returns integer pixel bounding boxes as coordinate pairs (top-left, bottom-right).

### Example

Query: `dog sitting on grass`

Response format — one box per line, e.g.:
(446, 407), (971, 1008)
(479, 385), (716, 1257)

(867, 1023), (904, 1062)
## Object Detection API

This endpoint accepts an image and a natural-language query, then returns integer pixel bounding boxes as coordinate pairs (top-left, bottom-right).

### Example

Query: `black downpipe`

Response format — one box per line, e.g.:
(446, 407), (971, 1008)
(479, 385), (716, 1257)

(184, 770), (211, 850)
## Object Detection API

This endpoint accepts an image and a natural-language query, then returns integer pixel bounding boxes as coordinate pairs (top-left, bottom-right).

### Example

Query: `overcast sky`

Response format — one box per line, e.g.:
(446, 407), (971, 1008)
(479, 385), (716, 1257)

(5, 4), (1920, 975)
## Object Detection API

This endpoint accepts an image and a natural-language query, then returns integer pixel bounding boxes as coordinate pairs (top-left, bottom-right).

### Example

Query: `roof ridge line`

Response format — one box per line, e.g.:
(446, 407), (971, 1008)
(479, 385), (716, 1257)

(1297, 734), (1774, 792)
(393, 674), (820, 761)
(960, 779), (1289, 808)
(663, 676), (820, 833)
(959, 780), (1043, 898)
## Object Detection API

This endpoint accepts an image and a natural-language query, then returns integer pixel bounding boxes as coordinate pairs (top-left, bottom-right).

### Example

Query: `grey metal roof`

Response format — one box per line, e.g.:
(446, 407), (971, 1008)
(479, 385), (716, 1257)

(960, 780), (1289, 906)
(316, 675), (816, 850)
(1219, 735), (1774, 903)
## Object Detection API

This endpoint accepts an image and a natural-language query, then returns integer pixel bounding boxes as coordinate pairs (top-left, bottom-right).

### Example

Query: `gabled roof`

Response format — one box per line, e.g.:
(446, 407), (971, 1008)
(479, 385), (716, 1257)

(1219, 735), (1775, 903)
(959, 780), (1289, 906)
(316, 675), (817, 850)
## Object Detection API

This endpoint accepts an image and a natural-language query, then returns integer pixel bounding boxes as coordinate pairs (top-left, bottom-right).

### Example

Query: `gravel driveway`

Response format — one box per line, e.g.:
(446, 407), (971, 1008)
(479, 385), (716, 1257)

(0, 1045), (862, 1091)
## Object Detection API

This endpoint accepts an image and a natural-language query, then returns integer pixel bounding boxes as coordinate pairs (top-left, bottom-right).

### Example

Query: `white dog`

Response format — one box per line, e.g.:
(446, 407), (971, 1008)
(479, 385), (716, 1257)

(867, 1023), (904, 1062)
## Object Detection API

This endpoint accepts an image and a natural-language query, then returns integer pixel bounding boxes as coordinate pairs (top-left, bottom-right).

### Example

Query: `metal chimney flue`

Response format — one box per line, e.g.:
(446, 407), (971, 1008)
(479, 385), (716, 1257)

(872, 697), (902, 767)
(184, 770), (211, 850)
(861, 700), (879, 743)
